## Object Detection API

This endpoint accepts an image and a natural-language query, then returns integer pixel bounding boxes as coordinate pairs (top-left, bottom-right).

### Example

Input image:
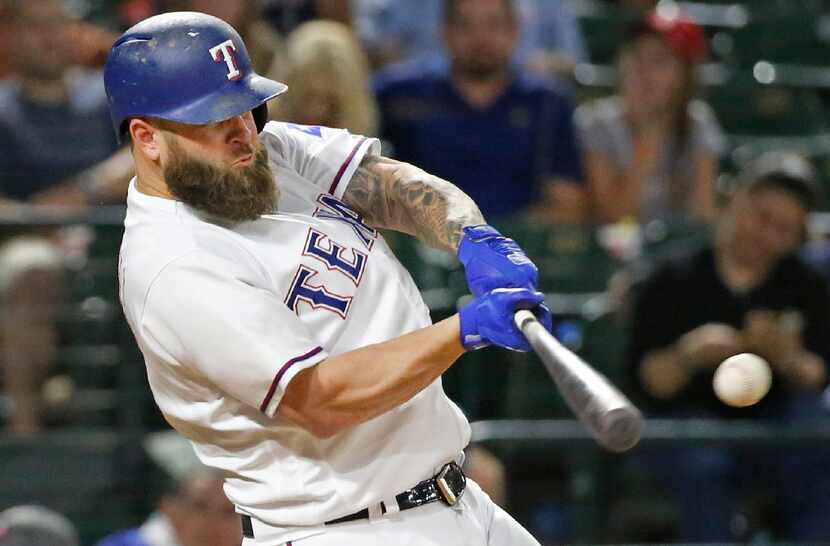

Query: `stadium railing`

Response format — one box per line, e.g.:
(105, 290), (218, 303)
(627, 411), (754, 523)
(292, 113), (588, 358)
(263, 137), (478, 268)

(471, 418), (830, 544)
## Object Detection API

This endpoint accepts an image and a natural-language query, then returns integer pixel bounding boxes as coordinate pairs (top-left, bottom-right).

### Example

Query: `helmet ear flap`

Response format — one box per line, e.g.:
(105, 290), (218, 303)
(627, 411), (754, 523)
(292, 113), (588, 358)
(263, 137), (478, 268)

(252, 103), (269, 133)
(118, 120), (130, 145)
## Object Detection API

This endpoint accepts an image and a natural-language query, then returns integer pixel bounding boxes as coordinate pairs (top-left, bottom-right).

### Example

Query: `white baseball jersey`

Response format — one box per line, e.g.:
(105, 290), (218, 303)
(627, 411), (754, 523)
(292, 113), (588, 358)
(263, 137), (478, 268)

(119, 121), (471, 544)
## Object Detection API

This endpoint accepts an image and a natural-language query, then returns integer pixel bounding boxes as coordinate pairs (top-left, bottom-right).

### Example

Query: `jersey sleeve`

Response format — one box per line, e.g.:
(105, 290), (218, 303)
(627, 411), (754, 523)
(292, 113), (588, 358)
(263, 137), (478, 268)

(261, 121), (381, 199)
(140, 250), (328, 418)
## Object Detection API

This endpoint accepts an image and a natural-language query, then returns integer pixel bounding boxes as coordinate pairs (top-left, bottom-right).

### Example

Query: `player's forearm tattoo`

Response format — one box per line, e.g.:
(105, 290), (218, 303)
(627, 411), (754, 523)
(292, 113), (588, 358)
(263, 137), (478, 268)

(344, 155), (485, 252)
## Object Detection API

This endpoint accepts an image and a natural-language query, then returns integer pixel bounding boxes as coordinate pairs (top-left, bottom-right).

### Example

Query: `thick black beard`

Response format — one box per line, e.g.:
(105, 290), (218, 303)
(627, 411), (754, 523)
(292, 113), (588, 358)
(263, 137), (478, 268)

(163, 139), (277, 223)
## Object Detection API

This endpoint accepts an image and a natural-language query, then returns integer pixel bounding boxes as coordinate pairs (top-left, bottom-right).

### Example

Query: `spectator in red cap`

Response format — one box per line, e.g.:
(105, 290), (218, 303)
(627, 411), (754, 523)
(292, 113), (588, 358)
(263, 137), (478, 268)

(577, 8), (724, 227)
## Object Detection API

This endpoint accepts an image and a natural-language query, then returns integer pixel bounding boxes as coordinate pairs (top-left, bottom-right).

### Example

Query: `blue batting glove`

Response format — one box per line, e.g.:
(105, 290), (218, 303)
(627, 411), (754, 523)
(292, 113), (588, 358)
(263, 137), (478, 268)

(458, 225), (538, 297)
(459, 288), (553, 351)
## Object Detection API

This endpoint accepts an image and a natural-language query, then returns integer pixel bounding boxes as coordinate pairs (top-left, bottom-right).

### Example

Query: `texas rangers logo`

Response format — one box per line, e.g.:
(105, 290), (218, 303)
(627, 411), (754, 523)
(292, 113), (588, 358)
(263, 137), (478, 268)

(209, 39), (242, 81)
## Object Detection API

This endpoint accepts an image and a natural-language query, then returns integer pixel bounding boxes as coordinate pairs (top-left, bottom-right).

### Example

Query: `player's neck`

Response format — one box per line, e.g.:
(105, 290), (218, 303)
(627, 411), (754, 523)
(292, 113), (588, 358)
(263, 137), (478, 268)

(136, 177), (174, 200)
(134, 161), (174, 200)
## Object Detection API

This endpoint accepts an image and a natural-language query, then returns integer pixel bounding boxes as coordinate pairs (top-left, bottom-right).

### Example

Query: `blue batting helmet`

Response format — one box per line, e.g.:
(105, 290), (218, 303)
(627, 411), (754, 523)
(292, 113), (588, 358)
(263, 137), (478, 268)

(104, 11), (287, 142)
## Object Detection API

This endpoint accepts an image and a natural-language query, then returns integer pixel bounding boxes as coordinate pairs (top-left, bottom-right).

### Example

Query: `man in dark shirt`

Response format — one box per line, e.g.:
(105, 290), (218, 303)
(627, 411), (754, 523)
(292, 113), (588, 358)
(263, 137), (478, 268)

(374, 0), (583, 221)
(626, 151), (830, 541)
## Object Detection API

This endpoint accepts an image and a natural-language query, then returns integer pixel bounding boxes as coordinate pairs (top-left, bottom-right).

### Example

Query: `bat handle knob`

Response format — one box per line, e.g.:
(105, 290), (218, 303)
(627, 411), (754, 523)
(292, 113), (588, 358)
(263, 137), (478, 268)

(513, 309), (537, 330)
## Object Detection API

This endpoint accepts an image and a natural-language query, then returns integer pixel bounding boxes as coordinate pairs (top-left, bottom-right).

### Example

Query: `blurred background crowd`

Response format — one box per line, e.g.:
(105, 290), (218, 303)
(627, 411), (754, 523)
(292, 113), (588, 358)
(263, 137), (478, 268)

(2, 0), (830, 544)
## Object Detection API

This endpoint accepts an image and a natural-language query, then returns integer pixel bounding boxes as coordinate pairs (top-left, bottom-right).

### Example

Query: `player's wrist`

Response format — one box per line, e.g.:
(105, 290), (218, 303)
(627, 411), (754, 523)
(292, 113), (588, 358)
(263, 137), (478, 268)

(459, 300), (488, 351)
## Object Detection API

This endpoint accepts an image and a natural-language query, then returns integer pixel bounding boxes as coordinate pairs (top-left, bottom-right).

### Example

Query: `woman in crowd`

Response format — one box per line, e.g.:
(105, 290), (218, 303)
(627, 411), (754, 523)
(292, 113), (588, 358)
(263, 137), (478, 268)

(266, 20), (378, 136)
(577, 9), (724, 225)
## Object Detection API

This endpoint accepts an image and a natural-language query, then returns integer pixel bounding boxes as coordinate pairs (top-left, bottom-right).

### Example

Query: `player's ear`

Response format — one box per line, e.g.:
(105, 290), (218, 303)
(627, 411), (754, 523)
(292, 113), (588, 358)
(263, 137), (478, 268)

(129, 118), (162, 161)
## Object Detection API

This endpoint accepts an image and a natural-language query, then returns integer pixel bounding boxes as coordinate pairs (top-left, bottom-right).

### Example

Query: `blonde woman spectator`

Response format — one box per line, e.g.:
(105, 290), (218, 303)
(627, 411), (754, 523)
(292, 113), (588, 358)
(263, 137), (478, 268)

(577, 9), (724, 225)
(266, 20), (378, 136)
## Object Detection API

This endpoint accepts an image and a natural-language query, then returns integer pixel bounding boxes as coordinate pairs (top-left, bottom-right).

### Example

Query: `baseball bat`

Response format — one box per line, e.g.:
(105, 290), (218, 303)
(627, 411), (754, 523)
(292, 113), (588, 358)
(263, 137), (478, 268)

(513, 309), (643, 452)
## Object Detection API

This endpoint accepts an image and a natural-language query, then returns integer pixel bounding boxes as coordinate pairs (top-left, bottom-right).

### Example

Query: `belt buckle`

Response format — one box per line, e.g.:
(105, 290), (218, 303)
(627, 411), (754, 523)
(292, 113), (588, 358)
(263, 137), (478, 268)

(435, 463), (460, 506)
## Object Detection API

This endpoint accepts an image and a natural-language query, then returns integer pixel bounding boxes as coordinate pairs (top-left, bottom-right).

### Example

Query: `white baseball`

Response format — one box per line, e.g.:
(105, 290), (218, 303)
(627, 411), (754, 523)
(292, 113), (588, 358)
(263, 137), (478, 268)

(713, 353), (772, 407)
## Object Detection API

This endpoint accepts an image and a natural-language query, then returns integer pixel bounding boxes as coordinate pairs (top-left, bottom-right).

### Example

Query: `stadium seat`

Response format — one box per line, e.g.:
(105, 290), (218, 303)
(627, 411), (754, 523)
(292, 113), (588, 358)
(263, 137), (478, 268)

(0, 430), (145, 544)
(495, 219), (619, 294)
(577, 5), (627, 64)
(724, 14), (830, 66)
(706, 73), (828, 137)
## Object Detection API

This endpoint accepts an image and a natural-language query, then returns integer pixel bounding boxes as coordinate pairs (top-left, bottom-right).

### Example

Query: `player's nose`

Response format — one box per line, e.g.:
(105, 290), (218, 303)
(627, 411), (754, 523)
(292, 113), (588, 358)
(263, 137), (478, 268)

(225, 113), (255, 148)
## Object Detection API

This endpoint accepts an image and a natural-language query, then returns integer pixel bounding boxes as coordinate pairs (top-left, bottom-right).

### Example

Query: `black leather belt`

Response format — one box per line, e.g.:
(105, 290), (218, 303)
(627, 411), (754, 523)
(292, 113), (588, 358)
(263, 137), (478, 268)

(241, 462), (466, 538)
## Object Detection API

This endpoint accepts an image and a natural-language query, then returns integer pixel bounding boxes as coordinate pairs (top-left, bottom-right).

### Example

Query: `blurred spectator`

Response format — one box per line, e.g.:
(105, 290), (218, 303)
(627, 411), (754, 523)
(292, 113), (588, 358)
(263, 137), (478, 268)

(97, 472), (240, 546)
(115, 0), (161, 28)
(625, 151), (830, 541)
(0, 2), (11, 80)
(0, 0), (116, 78)
(375, 0), (584, 222)
(67, 19), (119, 69)
(0, 0), (123, 434)
(264, 0), (352, 36)
(0, 505), (79, 546)
(463, 444), (507, 507)
(577, 9), (723, 225)
(354, 0), (587, 80)
(267, 20), (378, 135)
(169, 0), (283, 74)
(97, 431), (241, 546)
(0, 0), (119, 202)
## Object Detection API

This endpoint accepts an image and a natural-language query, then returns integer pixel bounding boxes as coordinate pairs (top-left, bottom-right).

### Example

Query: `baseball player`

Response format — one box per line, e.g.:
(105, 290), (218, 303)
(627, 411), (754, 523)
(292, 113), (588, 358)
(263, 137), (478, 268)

(108, 12), (551, 546)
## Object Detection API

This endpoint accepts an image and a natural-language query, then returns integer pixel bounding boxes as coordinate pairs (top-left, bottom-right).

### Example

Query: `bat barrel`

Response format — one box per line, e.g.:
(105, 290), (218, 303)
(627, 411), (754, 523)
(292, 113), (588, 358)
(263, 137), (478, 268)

(514, 309), (644, 453)
(600, 406), (643, 453)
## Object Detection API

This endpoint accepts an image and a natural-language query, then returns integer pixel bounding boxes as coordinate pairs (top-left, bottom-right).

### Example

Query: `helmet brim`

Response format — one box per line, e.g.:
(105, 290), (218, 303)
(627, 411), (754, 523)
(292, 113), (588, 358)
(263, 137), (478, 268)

(119, 74), (287, 141)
